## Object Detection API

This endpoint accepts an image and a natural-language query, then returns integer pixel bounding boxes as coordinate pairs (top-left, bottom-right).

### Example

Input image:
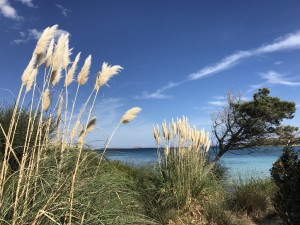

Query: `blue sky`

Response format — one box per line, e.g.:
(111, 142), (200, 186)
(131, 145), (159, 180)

(1, 0), (300, 148)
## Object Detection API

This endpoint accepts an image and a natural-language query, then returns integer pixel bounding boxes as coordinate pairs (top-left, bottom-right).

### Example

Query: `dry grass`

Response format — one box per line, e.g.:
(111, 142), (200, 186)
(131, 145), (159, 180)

(154, 116), (212, 209)
(0, 24), (142, 225)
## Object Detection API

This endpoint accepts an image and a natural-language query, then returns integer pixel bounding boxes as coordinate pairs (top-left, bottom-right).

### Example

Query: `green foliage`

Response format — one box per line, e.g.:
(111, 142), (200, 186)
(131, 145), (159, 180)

(212, 88), (298, 161)
(0, 149), (155, 224)
(235, 88), (296, 138)
(0, 103), (53, 171)
(270, 145), (300, 224)
(227, 177), (275, 219)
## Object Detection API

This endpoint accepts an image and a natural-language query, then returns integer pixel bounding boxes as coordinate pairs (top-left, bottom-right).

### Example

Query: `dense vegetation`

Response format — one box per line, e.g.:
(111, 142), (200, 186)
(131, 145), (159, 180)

(212, 88), (298, 161)
(271, 145), (300, 224)
(1, 24), (299, 224)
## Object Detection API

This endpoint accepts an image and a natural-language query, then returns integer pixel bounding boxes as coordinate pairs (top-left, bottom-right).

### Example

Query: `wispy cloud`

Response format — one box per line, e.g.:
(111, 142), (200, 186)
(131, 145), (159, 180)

(207, 96), (226, 107)
(189, 51), (251, 80)
(274, 61), (282, 65)
(208, 100), (226, 106)
(141, 31), (300, 99)
(135, 81), (183, 99)
(261, 70), (300, 86)
(0, 0), (20, 20)
(13, 28), (69, 44)
(17, 0), (36, 8)
(0, 0), (36, 20)
(93, 98), (124, 128)
(189, 31), (300, 80)
(56, 4), (71, 17)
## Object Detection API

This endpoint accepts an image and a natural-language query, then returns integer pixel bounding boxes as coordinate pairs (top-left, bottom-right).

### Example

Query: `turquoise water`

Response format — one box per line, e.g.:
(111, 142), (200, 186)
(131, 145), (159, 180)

(103, 146), (300, 178)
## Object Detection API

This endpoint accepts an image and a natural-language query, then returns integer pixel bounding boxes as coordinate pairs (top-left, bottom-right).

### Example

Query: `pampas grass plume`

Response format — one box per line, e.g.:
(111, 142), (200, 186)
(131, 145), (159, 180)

(50, 67), (62, 86)
(56, 96), (64, 126)
(64, 52), (81, 87)
(25, 68), (38, 93)
(34, 25), (58, 56)
(70, 120), (80, 141)
(21, 54), (37, 86)
(33, 25), (58, 67)
(52, 33), (68, 71)
(95, 62), (123, 91)
(86, 117), (96, 133)
(77, 55), (91, 85)
(153, 125), (160, 145)
(42, 89), (51, 111)
(63, 35), (71, 69)
(120, 107), (142, 124)
(45, 39), (54, 68)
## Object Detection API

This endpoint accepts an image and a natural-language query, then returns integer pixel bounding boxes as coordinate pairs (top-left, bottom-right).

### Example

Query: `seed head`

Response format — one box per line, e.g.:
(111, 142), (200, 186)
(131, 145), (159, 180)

(120, 107), (142, 124)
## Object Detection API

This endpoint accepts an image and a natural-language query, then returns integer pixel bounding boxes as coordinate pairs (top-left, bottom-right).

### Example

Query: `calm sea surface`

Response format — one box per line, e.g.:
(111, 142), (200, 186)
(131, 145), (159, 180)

(103, 146), (300, 178)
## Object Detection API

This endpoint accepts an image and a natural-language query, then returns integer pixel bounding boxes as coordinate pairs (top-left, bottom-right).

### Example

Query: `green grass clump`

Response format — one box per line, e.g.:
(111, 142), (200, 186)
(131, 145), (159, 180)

(227, 176), (275, 220)
(1, 149), (155, 224)
(0, 24), (143, 224)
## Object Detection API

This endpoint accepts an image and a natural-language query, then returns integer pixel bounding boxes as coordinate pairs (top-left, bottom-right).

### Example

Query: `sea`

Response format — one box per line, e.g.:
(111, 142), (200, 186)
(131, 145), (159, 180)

(102, 146), (300, 178)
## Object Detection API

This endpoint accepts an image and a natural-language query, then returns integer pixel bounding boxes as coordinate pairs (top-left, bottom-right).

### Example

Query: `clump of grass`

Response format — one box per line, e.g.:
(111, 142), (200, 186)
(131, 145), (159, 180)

(153, 116), (212, 209)
(0, 24), (144, 224)
(227, 175), (276, 220)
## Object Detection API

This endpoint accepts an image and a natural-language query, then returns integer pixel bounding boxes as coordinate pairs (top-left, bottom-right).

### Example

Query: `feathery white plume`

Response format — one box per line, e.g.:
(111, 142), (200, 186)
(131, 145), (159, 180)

(95, 62), (123, 91)
(77, 55), (91, 85)
(52, 33), (68, 71)
(120, 107), (142, 124)
(64, 52), (81, 86)
(45, 39), (54, 68)
(21, 54), (37, 85)
(25, 68), (38, 93)
(42, 89), (51, 111)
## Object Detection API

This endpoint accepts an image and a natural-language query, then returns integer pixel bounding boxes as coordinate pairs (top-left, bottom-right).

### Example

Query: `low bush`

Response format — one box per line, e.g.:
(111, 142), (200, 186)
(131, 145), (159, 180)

(227, 176), (275, 220)
(270, 145), (300, 224)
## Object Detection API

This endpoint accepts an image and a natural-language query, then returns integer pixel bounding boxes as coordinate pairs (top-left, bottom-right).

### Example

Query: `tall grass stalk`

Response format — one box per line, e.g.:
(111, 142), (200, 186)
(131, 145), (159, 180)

(154, 116), (212, 208)
(0, 25), (143, 225)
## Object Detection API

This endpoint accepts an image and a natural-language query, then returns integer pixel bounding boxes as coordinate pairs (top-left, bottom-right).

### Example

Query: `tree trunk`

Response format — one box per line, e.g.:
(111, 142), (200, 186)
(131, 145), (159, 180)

(212, 145), (230, 162)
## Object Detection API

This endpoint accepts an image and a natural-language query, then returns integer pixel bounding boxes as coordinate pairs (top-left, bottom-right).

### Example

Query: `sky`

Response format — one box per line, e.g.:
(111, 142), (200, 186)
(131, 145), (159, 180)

(1, 0), (300, 148)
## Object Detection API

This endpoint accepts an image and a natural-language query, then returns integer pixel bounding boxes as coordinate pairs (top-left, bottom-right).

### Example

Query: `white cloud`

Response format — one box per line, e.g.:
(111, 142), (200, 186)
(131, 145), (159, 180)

(135, 81), (186, 99)
(254, 32), (300, 54)
(13, 28), (70, 44)
(189, 31), (300, 80)
(17, 0), (36, 8)
(0, 0), (20, 20)
(0, 0), (36, 20)
(140, 31), (300, 100)
(189, 51), (250, 80)
(135, 81), (182, 99)
(207, 96), (227, 107)
(136, 91), (171, 99)
(56, 4), (71, 17)
(212, 96), (225, 100)
(261, 71), (300, 86)
(208, 100), (226, 106)
(274, 61), (282, 65)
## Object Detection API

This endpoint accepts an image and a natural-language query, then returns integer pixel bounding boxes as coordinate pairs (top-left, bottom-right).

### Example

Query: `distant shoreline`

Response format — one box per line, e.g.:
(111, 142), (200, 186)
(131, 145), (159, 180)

(97, 145), (300, 152)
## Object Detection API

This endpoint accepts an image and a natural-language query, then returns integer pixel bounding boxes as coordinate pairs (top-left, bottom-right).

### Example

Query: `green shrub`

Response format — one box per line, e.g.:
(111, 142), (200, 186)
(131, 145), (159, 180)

(270, 145), (300, 224)
(227, 177), (275, 219)
(0, 104), (53, 171)
(1, 149), (155, 224)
